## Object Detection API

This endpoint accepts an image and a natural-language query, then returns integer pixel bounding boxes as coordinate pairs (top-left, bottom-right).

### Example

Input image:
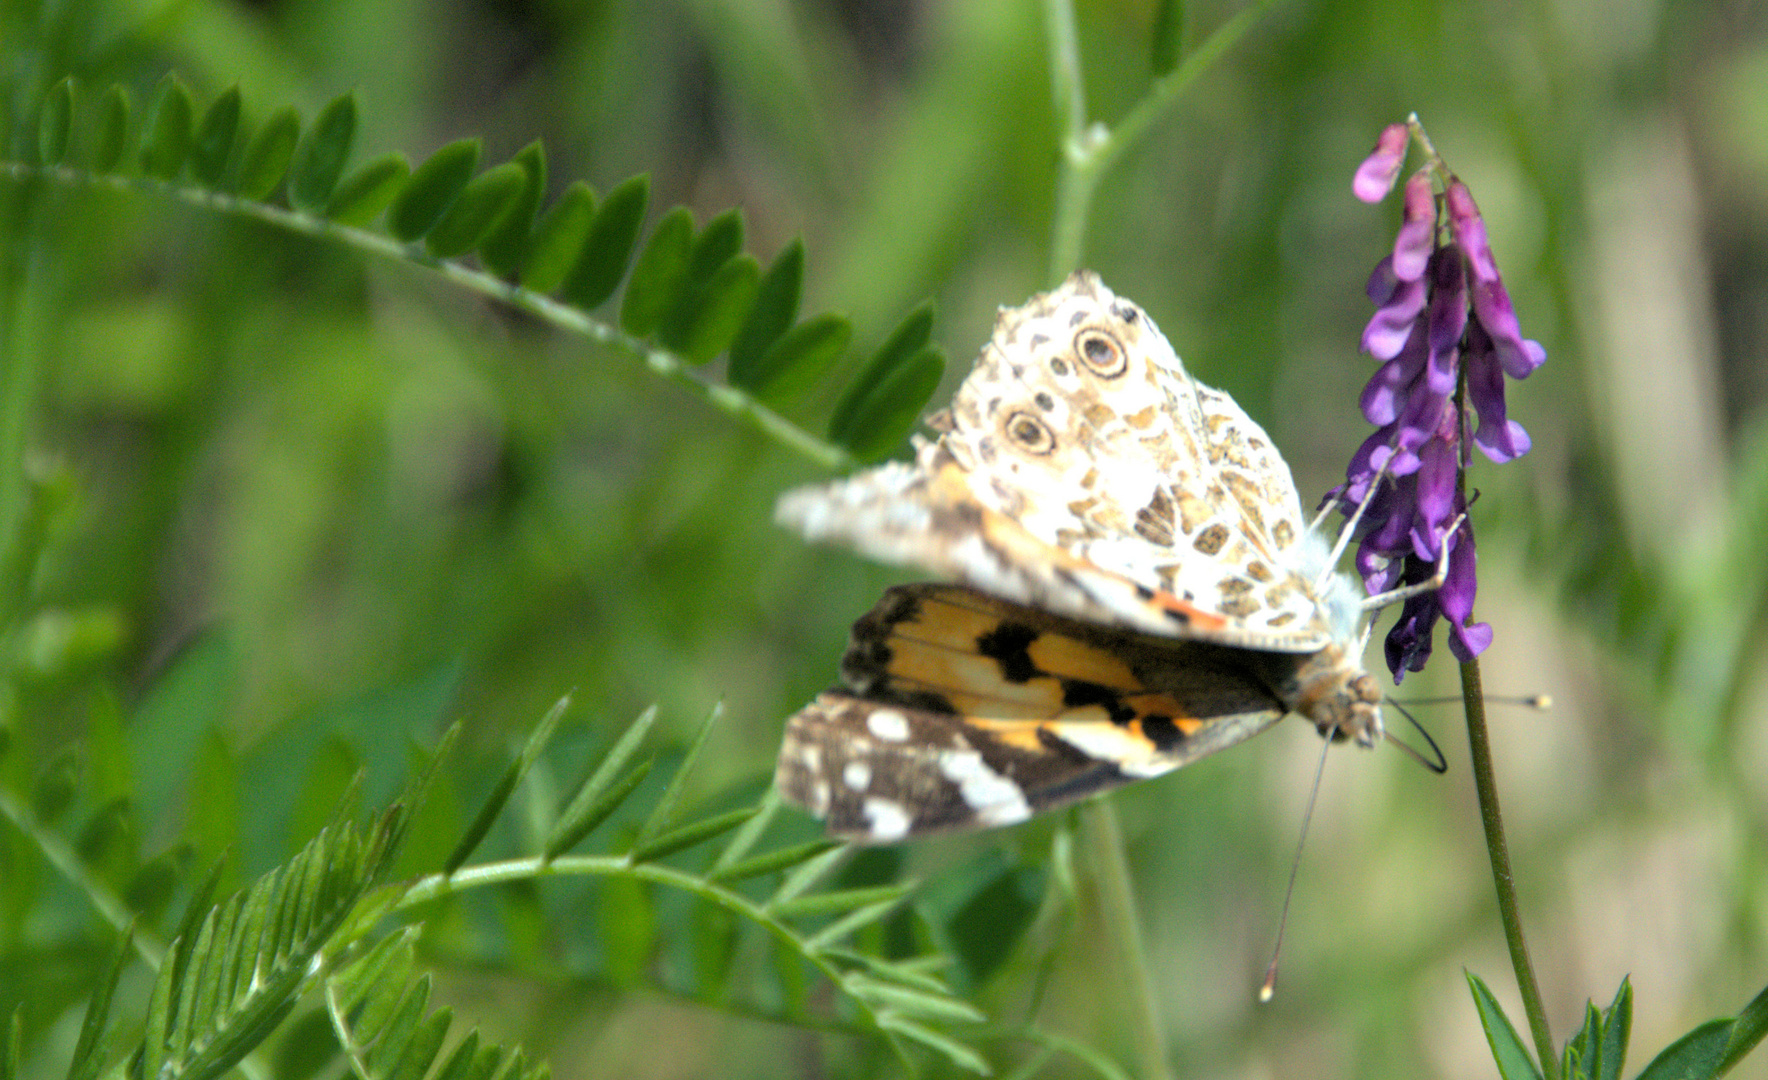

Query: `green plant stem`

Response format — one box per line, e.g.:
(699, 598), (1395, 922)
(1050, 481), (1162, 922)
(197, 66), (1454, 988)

(1045, 0), (1289, 280)
(1462, 657), (1558, 1080)
(1079, 799), (1172, 1080)
(0, 161), (854, 472)
(0, 784), (165, 966)
(396, 851), (917, 1062)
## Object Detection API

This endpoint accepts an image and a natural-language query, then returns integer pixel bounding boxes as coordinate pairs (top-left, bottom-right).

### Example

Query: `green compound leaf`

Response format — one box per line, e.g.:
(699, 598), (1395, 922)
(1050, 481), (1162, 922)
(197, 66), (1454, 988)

(325, 153), (410, 227)
(478, 141), (546, 278)
(288, 91), (358, 213)
(543, 758), (652, 859)
(139, 73), (195, 181)
(1466, 972), (1543, 1080)
(92, 83), (131, 173)
(559, 172), (648, 310)
(387, 138), (481, 244)
(628, 806), (759, 863)
(830, 344), (945, 462)
(189, 85), (242, 186)
(425, 161), (527, 259)
(617, 206), (693, 336)
(237, 106), (301, 200)
(520, 180), (595, 294)
(708, 839), (842, 884)
(727, 239), (805, 388)
(668, 253), (760, 363)
(38, 76), (74, 166)
(739, 313), (851, 407)
(877, 1014), (990, 1076)
(828, 299), (936, 445)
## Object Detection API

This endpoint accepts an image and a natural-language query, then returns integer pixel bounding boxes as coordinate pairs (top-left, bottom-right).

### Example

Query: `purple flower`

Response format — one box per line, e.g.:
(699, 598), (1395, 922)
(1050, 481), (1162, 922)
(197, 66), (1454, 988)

(1333, 122), (1543, 682)
(1354, 123), (1409, 203)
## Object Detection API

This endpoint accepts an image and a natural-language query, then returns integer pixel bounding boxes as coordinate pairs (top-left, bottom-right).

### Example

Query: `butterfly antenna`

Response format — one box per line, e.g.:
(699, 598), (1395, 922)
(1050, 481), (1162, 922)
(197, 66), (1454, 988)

(1259, 728), (1335, 1002)
(1383, 701), (1448, 774)
(1402, 693), (1553, 710)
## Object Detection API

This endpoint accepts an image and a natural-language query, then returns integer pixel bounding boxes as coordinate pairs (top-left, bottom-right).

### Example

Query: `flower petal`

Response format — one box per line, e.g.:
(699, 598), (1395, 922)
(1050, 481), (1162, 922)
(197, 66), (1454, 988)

(1363, 274), (1428, 361)
(1393, 173), (1437, 281)
(1354, 123), (1409, 203)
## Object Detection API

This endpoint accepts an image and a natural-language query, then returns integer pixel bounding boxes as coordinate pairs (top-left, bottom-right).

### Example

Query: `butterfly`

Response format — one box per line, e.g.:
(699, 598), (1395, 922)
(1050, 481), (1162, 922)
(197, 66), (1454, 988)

(774, 271), (1383, 841)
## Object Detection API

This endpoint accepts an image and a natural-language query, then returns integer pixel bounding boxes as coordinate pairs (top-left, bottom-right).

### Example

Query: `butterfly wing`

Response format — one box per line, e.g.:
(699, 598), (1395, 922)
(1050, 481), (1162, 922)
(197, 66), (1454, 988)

(775, 584), (1290, 840)
(777, 271), (1336, 652)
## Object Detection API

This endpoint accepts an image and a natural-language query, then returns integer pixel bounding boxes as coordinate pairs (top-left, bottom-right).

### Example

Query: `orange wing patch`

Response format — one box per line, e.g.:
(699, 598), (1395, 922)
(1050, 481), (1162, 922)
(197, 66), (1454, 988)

(778, 583), (1295, 840)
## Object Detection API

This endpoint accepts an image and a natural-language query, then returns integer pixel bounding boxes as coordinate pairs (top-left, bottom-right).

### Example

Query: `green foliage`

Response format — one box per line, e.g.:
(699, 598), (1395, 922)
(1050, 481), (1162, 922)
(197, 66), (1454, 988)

(477, 141), (545, 278)
(325, 153), (410, 227)
(139, 74), (194, 181)
(188, 86), (241, 187)
(559, 172), (648, 310)
(236, 106), (299, 200)
(1468, 973), (1544, 1080)
(36, 77), (72, 166)
(1470, 973), (1768, 1080)
(288, 92), (358, 214)
(519, 180), (595, 294)
(1, 2), (1765, 1078)
(388, 139), (480, 244)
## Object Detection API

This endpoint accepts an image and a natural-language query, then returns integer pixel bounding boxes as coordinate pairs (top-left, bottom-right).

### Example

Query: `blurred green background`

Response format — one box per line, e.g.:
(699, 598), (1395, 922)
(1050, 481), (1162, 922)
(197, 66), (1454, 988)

(4, 0), (1768, 1077)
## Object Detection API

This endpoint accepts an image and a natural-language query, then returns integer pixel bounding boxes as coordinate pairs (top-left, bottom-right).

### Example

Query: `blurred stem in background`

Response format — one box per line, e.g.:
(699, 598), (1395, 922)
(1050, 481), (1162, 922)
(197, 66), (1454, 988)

(1044, 0), (1286, 283)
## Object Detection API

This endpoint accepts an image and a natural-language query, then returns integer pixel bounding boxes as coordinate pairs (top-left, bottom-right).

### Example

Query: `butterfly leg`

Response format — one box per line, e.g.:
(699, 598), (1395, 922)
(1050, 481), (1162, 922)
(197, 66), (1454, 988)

(1311, 454), (1393, 595)
(1357, 512), (1467, 611)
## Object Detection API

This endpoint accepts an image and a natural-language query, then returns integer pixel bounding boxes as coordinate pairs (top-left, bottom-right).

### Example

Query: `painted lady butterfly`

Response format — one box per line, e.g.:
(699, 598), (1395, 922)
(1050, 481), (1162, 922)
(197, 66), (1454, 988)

(775, 272), (1382, 841)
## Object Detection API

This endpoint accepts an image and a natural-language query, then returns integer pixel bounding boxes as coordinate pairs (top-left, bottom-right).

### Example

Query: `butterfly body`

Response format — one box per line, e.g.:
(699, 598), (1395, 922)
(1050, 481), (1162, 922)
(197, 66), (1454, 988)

(776, 272), (1380, 840)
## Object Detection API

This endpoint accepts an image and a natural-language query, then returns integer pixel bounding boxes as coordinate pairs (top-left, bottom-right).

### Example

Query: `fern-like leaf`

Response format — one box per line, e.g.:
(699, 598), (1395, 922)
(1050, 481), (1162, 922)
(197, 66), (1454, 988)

(1, 74), (957, 468)
(327, 929), (542, 1080)
(135, 815), (398, 1080)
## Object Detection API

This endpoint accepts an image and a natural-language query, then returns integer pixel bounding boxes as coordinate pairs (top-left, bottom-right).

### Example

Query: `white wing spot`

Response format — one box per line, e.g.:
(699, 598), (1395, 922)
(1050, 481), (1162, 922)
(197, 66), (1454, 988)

(939, 750), (1031, 824)
(866, 709), (911, 742)
(862, 797), (911, 840)
(808, 780), (831, 814)
(843, 760), (872, 791)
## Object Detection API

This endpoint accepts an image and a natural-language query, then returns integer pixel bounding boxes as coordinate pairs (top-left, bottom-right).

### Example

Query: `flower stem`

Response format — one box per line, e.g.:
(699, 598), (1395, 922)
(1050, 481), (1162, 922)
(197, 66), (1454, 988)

(1043, 0), (1288, 282)
(1461, 657), (1558, 1080)
(1079, 798), (1172, 1080)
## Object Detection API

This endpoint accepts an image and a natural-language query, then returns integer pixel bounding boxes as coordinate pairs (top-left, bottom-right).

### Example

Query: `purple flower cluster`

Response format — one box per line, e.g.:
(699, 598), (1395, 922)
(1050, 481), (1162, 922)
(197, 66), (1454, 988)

(1337, 121), (1545, 681)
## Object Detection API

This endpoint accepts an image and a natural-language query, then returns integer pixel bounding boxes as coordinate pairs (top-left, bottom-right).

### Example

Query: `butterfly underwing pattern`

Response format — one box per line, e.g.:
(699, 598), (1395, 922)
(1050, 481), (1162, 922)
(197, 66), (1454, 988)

(775, 271), (1381, 840)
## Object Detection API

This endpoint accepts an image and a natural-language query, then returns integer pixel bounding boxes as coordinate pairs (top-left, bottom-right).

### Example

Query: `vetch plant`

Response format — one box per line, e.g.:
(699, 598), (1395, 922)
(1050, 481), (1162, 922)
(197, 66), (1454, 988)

(1345, 117), (1767, 1080)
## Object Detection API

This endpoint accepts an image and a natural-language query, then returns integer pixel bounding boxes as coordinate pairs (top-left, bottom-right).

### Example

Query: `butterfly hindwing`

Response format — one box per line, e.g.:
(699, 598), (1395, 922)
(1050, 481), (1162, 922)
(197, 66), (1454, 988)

(776, 584), (1289, 840)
